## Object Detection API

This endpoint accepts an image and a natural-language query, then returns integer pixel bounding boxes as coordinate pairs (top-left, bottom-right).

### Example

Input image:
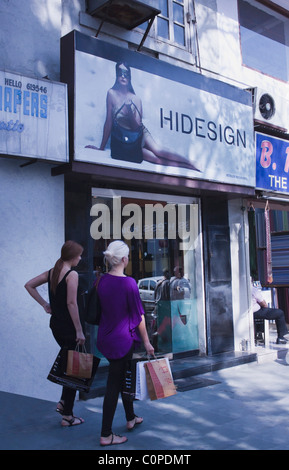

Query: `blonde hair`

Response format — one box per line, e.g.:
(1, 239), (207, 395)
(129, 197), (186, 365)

(104, 240), (129, 268)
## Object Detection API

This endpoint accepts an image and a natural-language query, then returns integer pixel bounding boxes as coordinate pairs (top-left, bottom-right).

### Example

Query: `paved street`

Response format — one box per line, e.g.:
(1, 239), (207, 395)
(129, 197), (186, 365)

(1, 350), (289, 451)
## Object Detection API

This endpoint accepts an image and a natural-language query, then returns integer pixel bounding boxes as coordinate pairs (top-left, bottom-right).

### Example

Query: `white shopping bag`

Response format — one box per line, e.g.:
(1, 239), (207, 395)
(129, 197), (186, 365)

(135, 360), (150, 400)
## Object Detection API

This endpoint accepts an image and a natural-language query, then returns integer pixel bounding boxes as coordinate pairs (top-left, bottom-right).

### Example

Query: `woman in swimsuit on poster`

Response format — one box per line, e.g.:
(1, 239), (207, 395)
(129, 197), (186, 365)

(86, 61), (200, 171)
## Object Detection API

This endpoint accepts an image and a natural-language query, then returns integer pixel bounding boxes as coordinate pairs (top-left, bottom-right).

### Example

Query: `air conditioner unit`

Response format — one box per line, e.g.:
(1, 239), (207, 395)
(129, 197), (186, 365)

(247, 87), (288, 133)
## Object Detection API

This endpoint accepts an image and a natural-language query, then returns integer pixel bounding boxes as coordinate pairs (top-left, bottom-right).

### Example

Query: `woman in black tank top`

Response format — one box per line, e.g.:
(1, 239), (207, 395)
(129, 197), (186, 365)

(25, 241), (86, 427)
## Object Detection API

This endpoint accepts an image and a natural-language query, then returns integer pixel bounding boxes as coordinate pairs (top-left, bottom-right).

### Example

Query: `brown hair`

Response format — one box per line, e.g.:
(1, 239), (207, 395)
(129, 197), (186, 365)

(51, 240), (83, 294)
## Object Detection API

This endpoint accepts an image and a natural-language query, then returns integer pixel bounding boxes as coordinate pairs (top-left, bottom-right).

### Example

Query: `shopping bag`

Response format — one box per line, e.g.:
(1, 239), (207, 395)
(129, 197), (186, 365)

(144, 358), (177, 401)
(122, 359), (137, 402)
(123, 358), (150, 401)
(135, 360), (151, 401)
(47, 348), (100, 393)
(66, 346), (93, 379)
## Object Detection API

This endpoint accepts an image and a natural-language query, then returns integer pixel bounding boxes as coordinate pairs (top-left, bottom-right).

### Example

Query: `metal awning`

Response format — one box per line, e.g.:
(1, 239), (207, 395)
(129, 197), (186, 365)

(86, 0), (161, 50)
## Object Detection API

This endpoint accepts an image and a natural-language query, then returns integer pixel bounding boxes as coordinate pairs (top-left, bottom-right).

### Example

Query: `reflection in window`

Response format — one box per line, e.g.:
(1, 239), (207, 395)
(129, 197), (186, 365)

(158, 17), (169, 40)
(173, 2), (184, 24)
(160, 0), (168, 17)
(238, 0), (289, 81)
(139, 280), (149, 290)
(137, 0), (192, 52)
(90, 193), (200, 354)
(174, 23), (185, 46)
(157, 0), (187, 47)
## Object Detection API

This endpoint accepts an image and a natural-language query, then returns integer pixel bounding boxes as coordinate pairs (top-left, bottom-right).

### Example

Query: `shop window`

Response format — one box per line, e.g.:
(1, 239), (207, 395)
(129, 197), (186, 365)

(238, 0), (289, 81)
(254, 207), (289, 286)
(90, 189), (202, 355)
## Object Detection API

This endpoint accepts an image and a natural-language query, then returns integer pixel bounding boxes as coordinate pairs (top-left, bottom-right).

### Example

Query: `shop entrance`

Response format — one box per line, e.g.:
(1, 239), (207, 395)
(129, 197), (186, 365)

(90, 188), (204, 356)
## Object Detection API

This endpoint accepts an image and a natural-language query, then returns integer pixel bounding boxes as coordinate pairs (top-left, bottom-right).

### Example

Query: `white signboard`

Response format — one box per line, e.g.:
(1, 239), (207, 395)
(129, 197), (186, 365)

(70, 34), (255, 187)
(0, 70), (68, 162)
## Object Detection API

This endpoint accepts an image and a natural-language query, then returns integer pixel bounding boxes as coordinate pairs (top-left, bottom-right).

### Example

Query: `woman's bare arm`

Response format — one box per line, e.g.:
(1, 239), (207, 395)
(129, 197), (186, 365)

(99, 90), (114, 150)
(138, 315), (154, 356)
(24, 271), (51, 313)
(66, 271), (85, 345)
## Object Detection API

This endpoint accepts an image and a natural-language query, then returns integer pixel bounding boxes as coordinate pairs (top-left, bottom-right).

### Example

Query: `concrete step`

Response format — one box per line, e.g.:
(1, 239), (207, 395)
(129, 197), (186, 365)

(255, 344), (289, 364)
(80, 350), (257, 400)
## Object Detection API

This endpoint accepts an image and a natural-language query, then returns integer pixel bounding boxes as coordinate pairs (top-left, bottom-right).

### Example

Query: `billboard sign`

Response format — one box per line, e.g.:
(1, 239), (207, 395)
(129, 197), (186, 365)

(0, 70), (68, 162)
(62, 31), (255, 187)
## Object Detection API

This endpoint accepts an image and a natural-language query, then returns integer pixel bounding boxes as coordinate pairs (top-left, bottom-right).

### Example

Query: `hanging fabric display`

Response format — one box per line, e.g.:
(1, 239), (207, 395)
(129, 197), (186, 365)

(265, 201), (273, 284)
(248, 203), (258, 280)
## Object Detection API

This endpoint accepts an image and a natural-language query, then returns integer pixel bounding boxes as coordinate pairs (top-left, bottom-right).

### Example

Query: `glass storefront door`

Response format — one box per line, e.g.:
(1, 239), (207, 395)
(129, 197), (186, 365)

(90, 188), (204, 356)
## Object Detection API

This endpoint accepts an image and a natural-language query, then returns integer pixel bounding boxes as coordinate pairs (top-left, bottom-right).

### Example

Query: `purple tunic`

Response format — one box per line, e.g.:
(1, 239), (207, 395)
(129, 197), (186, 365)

(96, 274), (144, 360)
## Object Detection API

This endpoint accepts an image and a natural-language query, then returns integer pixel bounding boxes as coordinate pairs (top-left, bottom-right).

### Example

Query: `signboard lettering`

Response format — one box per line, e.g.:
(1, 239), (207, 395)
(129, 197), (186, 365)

(0, 70), (68, 162)
(256, 132), (289, 193)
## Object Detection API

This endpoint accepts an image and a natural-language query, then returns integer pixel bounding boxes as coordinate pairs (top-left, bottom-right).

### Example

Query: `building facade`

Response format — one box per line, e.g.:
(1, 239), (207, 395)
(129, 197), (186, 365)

(0, 0), (288, 401)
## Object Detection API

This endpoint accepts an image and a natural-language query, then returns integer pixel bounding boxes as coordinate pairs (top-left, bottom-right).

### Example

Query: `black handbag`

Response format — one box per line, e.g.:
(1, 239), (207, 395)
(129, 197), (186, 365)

(83, 275), (102, 325)
(47, 348), (100, 393)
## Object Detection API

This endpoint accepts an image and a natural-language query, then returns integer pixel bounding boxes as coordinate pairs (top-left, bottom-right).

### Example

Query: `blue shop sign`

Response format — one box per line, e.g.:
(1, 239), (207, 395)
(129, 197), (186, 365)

(256, 132), (289, 194)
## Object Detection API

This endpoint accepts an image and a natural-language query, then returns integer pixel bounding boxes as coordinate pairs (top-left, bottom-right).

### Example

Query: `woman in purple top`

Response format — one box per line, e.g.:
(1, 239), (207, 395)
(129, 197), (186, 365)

(97, 240), (154, 447)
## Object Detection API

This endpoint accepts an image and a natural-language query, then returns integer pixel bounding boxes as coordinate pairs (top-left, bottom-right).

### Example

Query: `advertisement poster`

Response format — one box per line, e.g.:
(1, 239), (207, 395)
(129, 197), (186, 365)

(0, 70), (68, 162)
(66, 32), (255, 187)
(256, 132), (289, 194)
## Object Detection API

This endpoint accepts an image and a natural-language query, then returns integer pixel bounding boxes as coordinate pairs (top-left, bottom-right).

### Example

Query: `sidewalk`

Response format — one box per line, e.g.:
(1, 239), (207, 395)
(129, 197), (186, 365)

(2, 327), (289, 451)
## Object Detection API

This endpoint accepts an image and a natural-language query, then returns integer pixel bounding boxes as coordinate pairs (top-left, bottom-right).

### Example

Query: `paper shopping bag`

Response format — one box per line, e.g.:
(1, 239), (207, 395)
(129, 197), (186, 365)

(47, 348), (100, 393)
(144, 358), (177, 401)
(66, 347), (93, 379)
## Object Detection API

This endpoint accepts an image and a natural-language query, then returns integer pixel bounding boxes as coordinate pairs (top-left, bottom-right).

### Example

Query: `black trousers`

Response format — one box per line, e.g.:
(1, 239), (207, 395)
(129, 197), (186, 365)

(254, 307), (288, 338)
(101, 346), (135, 437)
(52, 330), (77, 416)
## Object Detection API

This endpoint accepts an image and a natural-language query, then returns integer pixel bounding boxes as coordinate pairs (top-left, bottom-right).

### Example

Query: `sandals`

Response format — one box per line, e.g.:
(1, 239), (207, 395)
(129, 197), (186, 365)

(61, 416), (84, 427)
(56, 401), (64, 415)
(57, 400), (84, 427)
(100, 433), (128, 447)
(126, 415), (143, 431)
(99, 416), (143, 446)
